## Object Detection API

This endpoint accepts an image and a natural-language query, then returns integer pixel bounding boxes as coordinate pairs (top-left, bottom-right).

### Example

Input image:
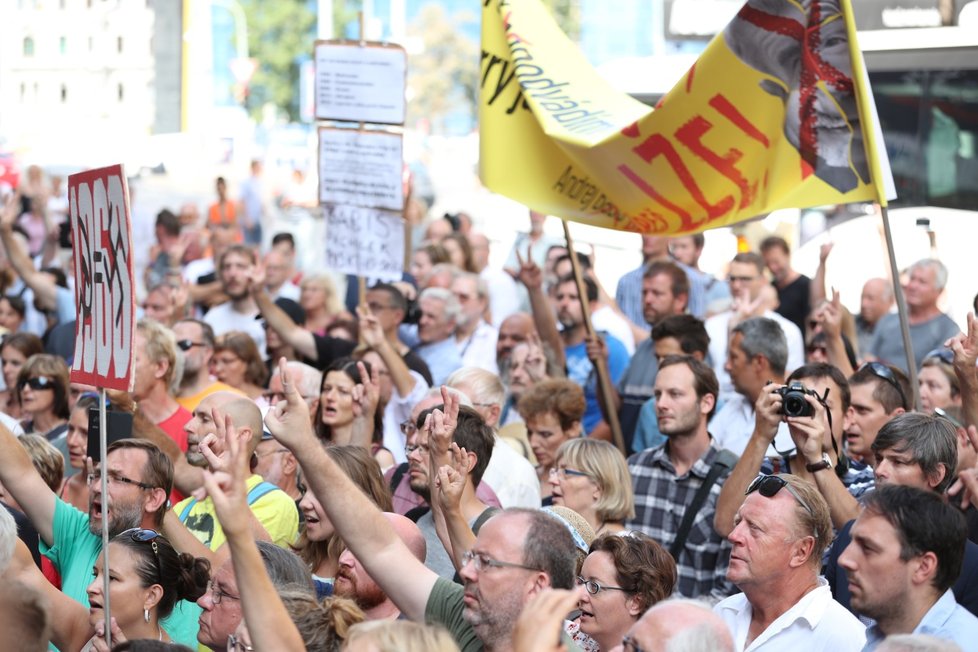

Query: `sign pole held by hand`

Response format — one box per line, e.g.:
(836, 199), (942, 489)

(68, 164), (136, 649)
(561, 219), (626, 455)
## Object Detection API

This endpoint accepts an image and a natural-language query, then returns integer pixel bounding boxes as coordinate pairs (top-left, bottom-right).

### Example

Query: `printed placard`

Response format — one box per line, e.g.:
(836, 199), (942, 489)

(68, 165), (135, 391)
(314, 41), (407, 125)
(319, 128), (404, 210)
(325, 204), (404, 281)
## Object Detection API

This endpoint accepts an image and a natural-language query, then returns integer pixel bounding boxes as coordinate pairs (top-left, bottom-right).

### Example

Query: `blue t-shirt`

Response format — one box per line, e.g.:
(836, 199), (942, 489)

(565, 333), (630, 434)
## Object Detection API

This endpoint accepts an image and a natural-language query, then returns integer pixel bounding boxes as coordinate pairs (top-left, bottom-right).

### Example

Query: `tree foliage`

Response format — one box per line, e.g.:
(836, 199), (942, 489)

(238, 0), (316, 121)
(540, 0), (581, 41)
(406, 4), (479, 134)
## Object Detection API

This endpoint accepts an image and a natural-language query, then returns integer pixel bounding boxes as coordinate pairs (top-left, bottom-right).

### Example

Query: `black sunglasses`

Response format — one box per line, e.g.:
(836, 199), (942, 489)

(18, 376), (55, 391)
(746, 474), (818, 536)
(924, 348), (954, 365)
(122, 528), (162, 578)
(859, 362), (909, 410)
(177, 339), (206, 352)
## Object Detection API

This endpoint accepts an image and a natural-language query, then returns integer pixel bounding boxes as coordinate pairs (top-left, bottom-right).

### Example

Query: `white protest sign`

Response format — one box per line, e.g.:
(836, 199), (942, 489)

(319, 127), (404, 210)
(325, 204), (405, 281)
(68, 165), (135, 391)
(314, 41), (407, 124)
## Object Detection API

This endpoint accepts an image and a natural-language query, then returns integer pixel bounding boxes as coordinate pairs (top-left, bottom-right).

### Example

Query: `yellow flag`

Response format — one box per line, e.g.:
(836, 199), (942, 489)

(480, 0), (892, 234)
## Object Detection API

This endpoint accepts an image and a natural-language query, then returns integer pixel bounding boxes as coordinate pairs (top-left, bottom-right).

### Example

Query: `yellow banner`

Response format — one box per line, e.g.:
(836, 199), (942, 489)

(480, 0), (889, 235)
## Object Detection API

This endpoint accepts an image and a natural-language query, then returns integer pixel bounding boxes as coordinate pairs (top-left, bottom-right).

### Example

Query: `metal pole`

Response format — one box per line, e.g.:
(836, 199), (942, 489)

(99, 387), (111, 647)
(561, 219), (627, 454)
(880, 206), (921, 410)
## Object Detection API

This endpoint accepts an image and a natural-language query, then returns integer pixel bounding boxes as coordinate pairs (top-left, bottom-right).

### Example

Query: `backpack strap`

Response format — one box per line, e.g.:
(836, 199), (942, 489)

(669, 449), (737, 561)
(247, 481), (279, 506)
(389, 463), (409, 493)
(178, 498), (198, 523)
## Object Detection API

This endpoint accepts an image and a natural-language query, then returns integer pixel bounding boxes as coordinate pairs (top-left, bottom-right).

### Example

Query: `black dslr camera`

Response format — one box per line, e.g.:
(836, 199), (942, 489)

(776, 382), (819, 418)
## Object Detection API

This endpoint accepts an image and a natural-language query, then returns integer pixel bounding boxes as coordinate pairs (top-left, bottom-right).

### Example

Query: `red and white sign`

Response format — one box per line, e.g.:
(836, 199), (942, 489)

(68, 165), (135, 391)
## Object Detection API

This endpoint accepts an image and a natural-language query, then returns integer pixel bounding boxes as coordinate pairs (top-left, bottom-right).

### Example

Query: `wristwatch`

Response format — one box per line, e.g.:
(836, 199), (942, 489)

(806, 453), (833, 473)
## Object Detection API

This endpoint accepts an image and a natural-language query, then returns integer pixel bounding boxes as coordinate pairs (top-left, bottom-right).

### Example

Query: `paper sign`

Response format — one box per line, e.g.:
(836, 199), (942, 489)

(314, 41), (407, 124)
(319, 128), (404, 210)
(325, 204), (405, 281)
(68, 165), (135, 391)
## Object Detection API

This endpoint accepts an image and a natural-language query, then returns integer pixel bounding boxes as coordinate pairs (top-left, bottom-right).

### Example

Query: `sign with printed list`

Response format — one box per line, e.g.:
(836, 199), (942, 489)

(314, 41), (407, 125)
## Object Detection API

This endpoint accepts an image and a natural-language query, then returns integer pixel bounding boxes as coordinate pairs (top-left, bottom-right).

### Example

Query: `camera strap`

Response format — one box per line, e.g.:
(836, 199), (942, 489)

(670, 448), (737, 561)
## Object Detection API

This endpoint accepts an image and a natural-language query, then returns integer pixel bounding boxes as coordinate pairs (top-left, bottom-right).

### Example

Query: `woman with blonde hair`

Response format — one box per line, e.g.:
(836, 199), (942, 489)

(549, 438), (634, 536)
(212, 331), (268, 405)
(343, 620), (459, 652)
(300, 274), (350, 336)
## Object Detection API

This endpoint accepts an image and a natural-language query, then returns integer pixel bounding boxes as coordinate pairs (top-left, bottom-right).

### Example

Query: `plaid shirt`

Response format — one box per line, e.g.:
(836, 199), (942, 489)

(626, 441), (736, 600)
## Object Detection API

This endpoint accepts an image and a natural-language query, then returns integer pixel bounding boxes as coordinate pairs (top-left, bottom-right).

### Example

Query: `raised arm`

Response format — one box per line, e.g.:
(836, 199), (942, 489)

(948, 313), (978, 431)
(0, 194), (58, 310)
(815, 289), (855, 378)
(200, 419), (305, 651)
(517, 246), (566, 371)
(0, 421), (57, 545)
(249, 266), (317, 360)
(265, 358), (437, 621)
(810, 242), (832, 308)
(359, 306), (417, 398)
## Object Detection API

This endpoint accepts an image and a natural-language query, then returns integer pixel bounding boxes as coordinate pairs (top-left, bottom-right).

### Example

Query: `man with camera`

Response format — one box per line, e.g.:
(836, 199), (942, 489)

(715, 362), (872, 537)
(711, 317), (796, 457)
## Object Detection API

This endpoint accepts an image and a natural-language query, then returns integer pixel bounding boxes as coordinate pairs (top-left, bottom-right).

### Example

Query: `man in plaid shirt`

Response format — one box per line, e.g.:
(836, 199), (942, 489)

(626, 355), (737, 600)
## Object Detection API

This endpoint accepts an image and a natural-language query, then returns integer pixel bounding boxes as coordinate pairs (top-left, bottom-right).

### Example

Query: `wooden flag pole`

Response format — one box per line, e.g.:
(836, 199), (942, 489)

(879, 205), (921, 410)
(561, 219), (626, 455)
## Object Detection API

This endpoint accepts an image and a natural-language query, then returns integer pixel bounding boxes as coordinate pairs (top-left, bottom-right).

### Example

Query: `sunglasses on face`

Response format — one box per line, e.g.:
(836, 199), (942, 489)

(177, 339), (206, 352)
(18, 376), (55, 391)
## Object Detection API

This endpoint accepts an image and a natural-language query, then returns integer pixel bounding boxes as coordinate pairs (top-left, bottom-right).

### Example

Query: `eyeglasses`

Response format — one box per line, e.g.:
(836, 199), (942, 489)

(577, 576), (630, 595)
(255, 447), (290, 458)
(728, 275), (757, 284)
(924, 348), (954, 365)
(746, 474), (818, 537)
(622, 634), (646, 652)
(549, 466), (591, 480)
(78, 390), (112, 407)
(859, 362), (909, 410)
(176, 339), (206, 352)
(227, 634), (253, 652)
(87, 469), (155, 491)
(122, 528), (161, 579)
(18, 376), (55, 391)
(400, 419), (418, 437)
(460, 550), (542, 573)
(934, 407), (963, 430)
(207, 579), (241, 605)
(405, 442), (429, 456)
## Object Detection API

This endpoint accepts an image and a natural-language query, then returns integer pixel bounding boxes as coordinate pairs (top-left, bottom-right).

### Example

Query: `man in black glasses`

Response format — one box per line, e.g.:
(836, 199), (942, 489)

(172, 319), (244, 412)
(824, 413), (978, 618)
(715, 474), (866, 649)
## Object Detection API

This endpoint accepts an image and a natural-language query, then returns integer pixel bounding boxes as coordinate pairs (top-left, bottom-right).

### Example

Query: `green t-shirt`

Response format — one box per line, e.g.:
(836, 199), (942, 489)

(39, 498), (200, 648)
(424, 577), (580, 652)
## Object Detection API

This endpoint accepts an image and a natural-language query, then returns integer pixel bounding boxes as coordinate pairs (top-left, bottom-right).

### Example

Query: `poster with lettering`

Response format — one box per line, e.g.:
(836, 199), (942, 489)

(324, 204), (404, 281)
(319, 127), (404, 210)
(314, 41), (407, 125)
(68, 165), (135, 391)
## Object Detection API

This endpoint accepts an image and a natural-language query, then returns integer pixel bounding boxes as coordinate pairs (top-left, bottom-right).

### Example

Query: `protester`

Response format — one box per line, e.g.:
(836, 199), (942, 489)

(518, 378), (586, 503)
(549, 438), (633, 536)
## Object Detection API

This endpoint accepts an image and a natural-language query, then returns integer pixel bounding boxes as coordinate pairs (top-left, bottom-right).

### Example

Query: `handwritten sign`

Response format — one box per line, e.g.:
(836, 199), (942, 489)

(325, 204), (405, 281)
(314, 41), (407, 124)
(319, 128), (404, 210)
(68, 165), (135, 391)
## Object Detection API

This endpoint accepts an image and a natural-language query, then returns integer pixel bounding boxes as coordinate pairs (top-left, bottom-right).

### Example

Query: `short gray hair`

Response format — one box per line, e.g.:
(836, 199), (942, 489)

(732, 317), (788, 375)
(454, 270), (489, 300)
(419, 287), (462, 323)
(446, 366), (505, 407)
(257, 540), (315, 593)
(642, 598), (735, 652)
(909, 258), (949, 291)
(278, 361), (323, 399)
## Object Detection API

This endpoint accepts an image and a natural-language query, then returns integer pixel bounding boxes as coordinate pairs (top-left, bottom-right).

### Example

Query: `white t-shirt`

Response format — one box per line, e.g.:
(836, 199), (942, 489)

(203, 302), (267, 359)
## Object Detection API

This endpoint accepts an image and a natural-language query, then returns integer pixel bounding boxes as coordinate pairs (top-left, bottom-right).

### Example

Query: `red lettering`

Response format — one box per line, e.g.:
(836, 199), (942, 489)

(629, 133), (734, 226)
(675, 116), (755, 209)
(709, 94), (770, 147)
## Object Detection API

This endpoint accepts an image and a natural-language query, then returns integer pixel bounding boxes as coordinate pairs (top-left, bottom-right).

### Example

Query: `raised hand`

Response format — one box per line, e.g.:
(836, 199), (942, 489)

(512, 588), (583, 652)
(90, 617), (127, 652)
(433, 443), (469, 515)
(424, 385), (459, 459)
(525, 332), (548, 382)
(196, 409), (239, 474)
(265, 357), (316, 450)
(247, 262), (267, 296)
(515, 245), (544, 291)
(785, 393), (830, 465)
(199, 405), (252, 538)
(356, 304), (385, 349)
(946, 312), (978, 374)
(819, 241), (834, 264)
(584, 333), (608, 365)
(754, 383), (785, 442)
(0, 193), (19, 230)
(815, 288), (844, 340)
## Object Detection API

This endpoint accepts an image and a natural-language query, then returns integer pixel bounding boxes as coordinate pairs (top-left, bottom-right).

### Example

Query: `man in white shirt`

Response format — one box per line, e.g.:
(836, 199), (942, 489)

(203, 244), (266, 357)
(707, 252), (804, 402)
(451, 272), (499, 375)
(715, 473), (865, 651)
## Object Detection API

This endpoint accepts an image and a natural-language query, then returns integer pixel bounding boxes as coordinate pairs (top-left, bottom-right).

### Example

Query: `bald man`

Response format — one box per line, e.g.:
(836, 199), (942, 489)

(167, 392), (299, 563)
(334, 513), (427, 620)
(857, 278), (893, 360)
(614, 598), (734, 652)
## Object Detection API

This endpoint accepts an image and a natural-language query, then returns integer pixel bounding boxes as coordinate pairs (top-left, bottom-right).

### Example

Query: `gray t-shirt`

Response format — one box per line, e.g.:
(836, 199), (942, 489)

(869, 312), (960, 373)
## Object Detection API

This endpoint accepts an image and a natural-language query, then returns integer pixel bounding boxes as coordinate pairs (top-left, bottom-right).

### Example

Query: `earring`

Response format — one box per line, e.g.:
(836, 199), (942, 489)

(144, 608), (150, 623)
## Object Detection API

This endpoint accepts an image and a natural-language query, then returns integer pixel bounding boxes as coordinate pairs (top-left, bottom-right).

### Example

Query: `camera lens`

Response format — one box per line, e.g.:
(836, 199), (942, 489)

(784, 396), (806, 416)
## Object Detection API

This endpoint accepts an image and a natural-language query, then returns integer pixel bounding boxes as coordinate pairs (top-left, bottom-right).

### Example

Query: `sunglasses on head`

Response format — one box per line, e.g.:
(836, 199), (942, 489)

(19, 376), (55, 391)
(177, 339), (206, 352)
(859, 361), (909, 411)
(746, 474), (818, 537)
(122, 528), (162, 577)
(924, 348), (954, 365)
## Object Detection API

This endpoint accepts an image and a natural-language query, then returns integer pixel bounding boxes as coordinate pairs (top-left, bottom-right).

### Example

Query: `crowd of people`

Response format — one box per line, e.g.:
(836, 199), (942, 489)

(0, 166), (976, 652)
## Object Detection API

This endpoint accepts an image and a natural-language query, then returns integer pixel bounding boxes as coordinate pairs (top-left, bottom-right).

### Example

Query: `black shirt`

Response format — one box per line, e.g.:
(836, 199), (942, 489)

(774, 274), (811, 335)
